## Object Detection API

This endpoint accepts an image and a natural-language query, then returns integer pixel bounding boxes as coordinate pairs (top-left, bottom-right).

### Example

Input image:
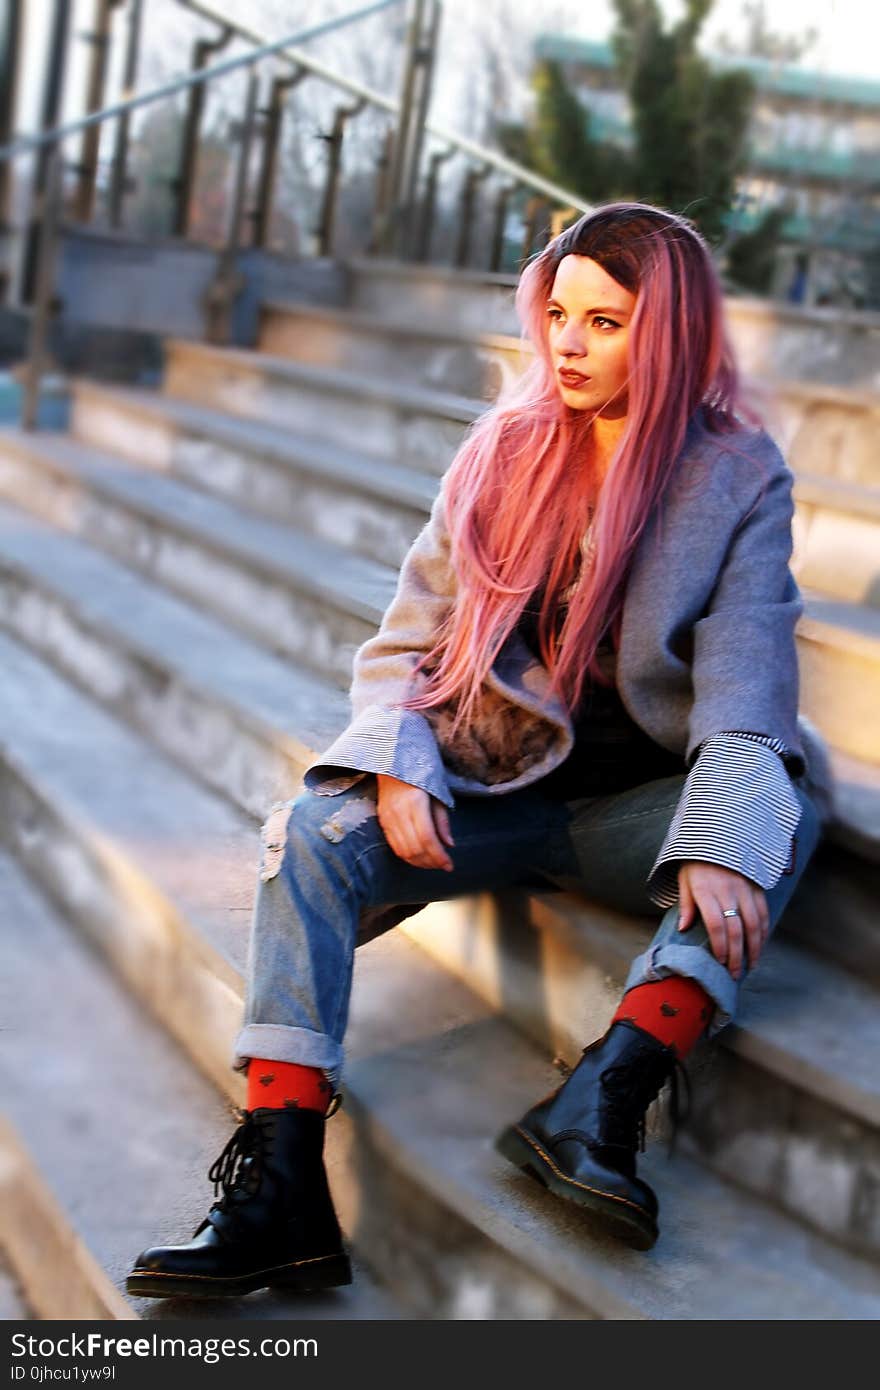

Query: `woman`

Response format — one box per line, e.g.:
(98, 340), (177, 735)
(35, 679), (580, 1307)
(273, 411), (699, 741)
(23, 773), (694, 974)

(128, 203), (833, 1299)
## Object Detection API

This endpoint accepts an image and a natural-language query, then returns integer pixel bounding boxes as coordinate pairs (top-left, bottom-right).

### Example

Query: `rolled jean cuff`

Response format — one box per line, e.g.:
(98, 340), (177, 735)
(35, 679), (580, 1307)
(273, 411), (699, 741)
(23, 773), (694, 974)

(622, 942), (740, 1037)
(232, 1023), (344, 1090)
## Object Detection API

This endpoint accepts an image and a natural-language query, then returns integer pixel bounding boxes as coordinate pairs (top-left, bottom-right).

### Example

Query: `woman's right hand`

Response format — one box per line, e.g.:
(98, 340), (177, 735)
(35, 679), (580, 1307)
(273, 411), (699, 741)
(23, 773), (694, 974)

(375, 773), (455, 872)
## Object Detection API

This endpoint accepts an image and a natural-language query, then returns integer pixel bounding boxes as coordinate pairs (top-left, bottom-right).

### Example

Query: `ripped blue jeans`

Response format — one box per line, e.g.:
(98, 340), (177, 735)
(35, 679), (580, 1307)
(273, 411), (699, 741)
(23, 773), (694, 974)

(232, 771), (822, 1089)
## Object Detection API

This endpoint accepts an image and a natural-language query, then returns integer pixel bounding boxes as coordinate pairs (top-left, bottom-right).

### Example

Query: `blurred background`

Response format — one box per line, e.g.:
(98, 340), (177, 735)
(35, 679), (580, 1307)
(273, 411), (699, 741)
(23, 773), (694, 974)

(1, 0), (879, 1324)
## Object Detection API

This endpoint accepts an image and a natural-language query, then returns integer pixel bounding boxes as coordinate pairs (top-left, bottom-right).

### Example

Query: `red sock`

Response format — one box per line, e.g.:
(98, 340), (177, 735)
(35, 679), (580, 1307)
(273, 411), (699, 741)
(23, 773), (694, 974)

(246, 1058), (334, 1114)
(612, 977), (714, 1058)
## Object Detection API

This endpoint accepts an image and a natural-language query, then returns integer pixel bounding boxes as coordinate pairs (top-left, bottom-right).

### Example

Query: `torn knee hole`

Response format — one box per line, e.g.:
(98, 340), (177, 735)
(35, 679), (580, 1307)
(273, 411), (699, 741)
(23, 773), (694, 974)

(319, 795), (377, 844)
(259, 799), (295, 882)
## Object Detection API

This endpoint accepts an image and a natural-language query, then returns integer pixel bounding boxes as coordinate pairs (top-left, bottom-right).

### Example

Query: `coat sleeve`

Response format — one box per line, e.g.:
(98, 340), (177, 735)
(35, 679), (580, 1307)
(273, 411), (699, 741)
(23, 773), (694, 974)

(302, 478), (459, 807)
(645, 731), (803, 907)
(684, 444), (807, 773)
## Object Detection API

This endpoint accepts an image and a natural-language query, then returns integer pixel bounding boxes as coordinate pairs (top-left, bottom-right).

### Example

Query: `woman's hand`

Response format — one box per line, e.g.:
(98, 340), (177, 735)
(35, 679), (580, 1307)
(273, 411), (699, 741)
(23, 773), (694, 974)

(677, 860), (770, 980)
(375, 773), (455, 872)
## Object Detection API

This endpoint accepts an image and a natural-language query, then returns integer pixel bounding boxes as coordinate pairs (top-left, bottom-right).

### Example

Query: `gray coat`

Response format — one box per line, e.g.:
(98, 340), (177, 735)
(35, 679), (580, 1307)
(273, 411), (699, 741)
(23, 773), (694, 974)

(304, 413), (835, 824)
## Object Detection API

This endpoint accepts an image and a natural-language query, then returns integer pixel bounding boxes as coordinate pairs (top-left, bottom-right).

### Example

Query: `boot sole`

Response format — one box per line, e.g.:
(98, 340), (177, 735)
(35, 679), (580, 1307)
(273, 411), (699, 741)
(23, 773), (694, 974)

(126, 1251), (353, 1300)
(495, 1124), (658, 1251)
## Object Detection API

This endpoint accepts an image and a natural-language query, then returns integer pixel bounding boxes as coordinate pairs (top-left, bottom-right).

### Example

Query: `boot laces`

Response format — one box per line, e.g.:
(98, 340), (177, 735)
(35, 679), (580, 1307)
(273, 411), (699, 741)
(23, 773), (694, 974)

(207, 1108), (267, 1211)
(599, 1046), (691, 1157)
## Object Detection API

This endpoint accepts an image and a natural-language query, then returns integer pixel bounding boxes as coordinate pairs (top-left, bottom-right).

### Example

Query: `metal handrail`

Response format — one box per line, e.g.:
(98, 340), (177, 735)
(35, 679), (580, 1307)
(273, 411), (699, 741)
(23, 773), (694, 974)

(8, 0), (593, 430)
(0, 0), (591, 220)
(0, 0), (404, 164)
(176, 0), (592, 216)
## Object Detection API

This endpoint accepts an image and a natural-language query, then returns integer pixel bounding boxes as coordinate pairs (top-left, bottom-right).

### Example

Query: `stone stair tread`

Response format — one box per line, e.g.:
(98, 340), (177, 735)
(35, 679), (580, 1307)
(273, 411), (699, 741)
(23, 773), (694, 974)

(794, 472), (880, 518)
(527, 891), (880, 1127)
(345, 930), (880, 1320)
(1, 630), (879, 1315)
(72, 379), (439, 513)
(801, 587), (880, 646)
(262, 300), (880, 420)
(0, 498), (349, 755)
(0, 481), (875, 866)
(346, 253), (518, 291)
(0, 426), (396, 622)
(165, 338), (482, 419)
(0, 846), (403, 1320)
(0, 622), (877, 1145)
(0, 624), (256, 980)
(823, 747), (880, 857)
(261, 297), (523, 353)
(342, 258), (880, 399)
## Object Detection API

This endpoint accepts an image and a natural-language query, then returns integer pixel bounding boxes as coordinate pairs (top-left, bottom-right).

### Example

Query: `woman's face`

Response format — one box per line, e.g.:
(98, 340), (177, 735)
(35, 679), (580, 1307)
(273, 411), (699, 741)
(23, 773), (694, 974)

(547, 254), (635, 419)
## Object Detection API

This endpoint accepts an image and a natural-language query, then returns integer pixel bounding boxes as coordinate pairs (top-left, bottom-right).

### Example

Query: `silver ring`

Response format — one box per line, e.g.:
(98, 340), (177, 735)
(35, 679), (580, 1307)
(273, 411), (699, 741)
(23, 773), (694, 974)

(722, 908), (740, 918)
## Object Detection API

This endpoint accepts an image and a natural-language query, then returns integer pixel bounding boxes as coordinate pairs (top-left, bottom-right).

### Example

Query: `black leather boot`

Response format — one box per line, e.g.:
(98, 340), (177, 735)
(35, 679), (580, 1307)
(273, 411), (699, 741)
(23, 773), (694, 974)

(495, 1019), (685, 1250)
(127, 1105), (352, 1299)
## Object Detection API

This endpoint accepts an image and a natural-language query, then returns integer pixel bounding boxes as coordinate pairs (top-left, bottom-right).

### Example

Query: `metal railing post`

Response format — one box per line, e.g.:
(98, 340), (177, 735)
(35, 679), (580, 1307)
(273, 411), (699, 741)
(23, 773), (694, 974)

(22, 146), (63, 431)
(229, 69), (261, 250)
(251, 68), (307, 250)
(367, 126), (395, 255)
(71, 0), (125, 223)
(378, 0), (433, 257)
(454, 162), (491, 268)
(521, 195), (550, 263)
(108, 0), (145, 228)
(0, 0), (23, 264)
(316, 97), (367, 257)
(203, 67), (258, 344)
(21, 0), (71, 305)
(170, 22), (233, 239)
(489, 181), (518, 273)
(414, 142), (454, 261)
(395, 0), (441, 258)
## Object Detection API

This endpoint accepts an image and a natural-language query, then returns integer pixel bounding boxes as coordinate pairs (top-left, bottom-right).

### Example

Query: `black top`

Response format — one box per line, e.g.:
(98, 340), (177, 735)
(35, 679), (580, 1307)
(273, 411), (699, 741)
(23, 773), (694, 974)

(516, 587), (685, 799)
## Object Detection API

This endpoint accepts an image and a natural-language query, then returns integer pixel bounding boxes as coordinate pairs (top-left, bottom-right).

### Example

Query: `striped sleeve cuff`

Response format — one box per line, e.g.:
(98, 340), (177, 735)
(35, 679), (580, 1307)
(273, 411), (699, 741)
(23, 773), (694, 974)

(646, 731), (804, 909)
(302, 704), (455, 809)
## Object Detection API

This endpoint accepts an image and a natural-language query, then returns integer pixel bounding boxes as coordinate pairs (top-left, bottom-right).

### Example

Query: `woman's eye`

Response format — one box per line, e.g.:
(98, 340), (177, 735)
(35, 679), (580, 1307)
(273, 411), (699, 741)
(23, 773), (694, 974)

(594, 316), (620, 330)
(547, 307), (563, 321)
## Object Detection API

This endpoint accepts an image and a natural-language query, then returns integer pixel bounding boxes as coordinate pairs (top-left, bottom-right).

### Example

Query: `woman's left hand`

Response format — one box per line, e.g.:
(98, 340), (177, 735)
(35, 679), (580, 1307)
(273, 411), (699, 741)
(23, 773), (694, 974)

(677, 861), (770, 980)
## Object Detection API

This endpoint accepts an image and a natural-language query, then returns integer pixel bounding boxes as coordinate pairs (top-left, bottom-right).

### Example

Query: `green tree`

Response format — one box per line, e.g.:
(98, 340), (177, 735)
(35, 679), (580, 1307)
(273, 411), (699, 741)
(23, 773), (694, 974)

(496, 59), (628, 206)
(528, 59), (626, 202)
(725, 203), (791, 293)
(612, 0), (754, 243)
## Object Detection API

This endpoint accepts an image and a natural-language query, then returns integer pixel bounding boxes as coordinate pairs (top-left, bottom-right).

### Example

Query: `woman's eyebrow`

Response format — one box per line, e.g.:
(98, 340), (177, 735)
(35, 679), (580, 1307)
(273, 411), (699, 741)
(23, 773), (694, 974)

(546, 297), (629, 317)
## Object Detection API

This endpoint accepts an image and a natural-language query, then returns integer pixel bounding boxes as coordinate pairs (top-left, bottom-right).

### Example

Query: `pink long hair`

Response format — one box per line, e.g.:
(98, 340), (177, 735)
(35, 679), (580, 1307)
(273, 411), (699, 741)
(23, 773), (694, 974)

(395, 202), (764, 740)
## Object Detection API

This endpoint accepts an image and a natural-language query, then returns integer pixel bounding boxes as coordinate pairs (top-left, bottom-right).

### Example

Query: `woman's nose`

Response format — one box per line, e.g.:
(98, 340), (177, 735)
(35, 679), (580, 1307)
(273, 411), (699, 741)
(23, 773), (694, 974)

(558, 325), (586, 357)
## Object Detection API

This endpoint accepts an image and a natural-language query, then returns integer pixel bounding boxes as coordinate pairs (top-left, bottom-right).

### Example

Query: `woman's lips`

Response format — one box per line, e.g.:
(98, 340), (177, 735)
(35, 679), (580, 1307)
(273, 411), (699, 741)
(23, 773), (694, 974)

(558, 369), (591, 386)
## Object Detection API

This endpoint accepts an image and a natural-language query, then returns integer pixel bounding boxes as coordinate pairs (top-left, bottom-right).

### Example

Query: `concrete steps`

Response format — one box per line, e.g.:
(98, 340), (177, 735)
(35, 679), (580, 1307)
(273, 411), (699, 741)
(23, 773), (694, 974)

(69, 379), (434, 571)
(0, 426), (394, 689)
(770, 382), (880, 489)
(0, 426), (877, 769)
(0, 614), (878, 1260)
(258, 298), (880, 487)
(163, 339), (477, 478)
(0, 486), (874, 870)
(796, 590), (880, 764)
(3, 253), (879, 1316)
(259, 299), (526, 401)
(0, 645), (877, 1313)
(0, 846), (403, 1321)
(0, 499), (349, 818)
(71, 380), (880, 607)
(792, 475), (880, 607)
(343, 256), (880, 393)
(400, 886), (880, 1256)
